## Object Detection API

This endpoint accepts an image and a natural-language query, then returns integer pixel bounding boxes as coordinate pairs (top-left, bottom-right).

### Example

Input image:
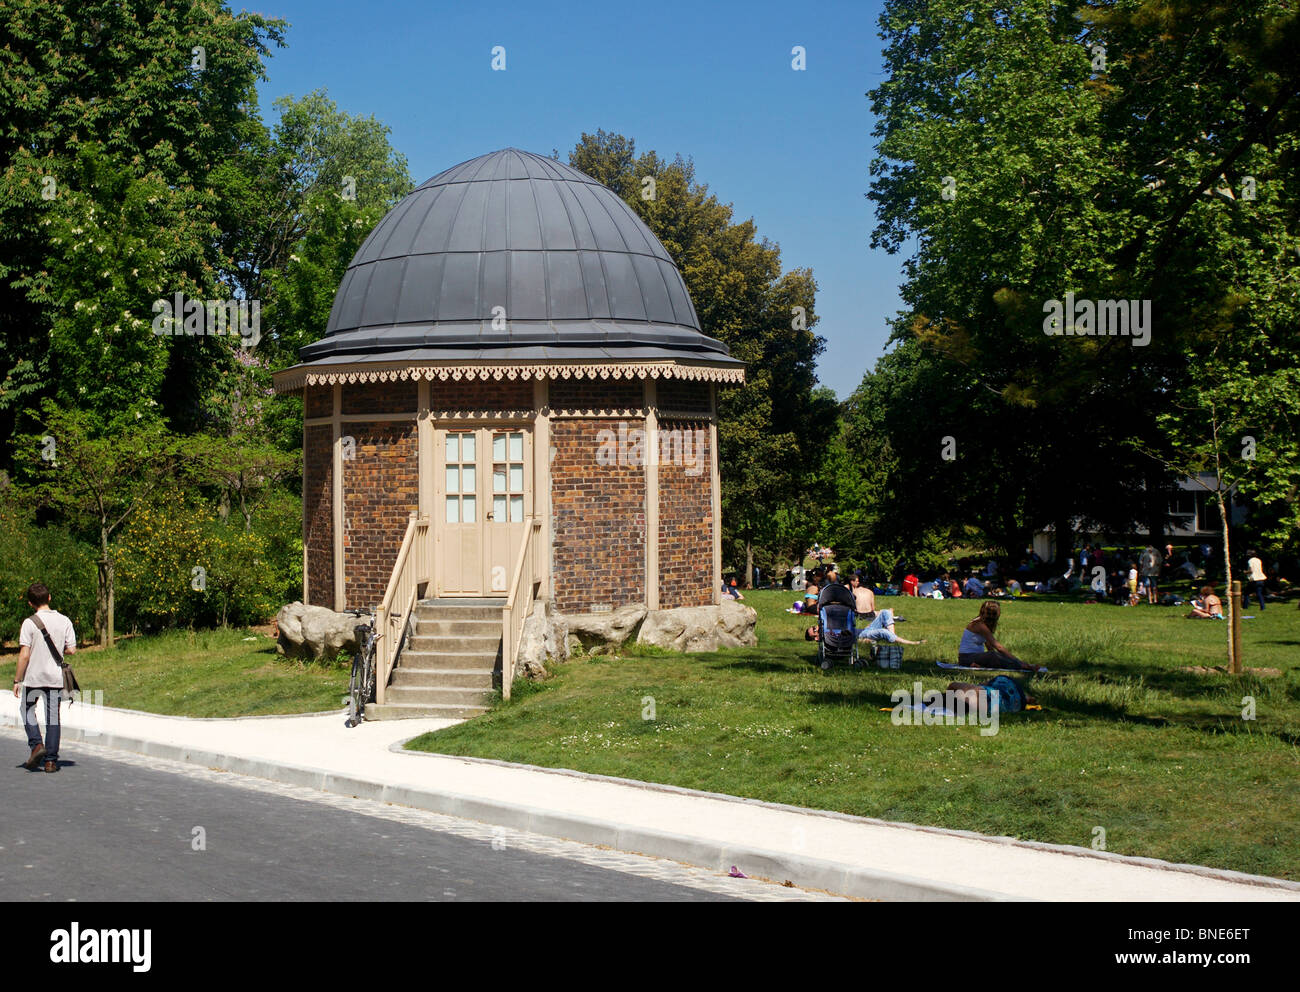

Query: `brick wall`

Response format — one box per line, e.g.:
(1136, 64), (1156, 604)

(551, 417), (646, 612)
(430, 378), (533, 411)
(304, 424), (334, 608)
(549, 377), (643, 411)
(341, 420), (419, 609)
(657, 419), (714, 608)
(657, 379), (711, 413)
(305, 386), (334, 419)
(342, 379), (417, 415)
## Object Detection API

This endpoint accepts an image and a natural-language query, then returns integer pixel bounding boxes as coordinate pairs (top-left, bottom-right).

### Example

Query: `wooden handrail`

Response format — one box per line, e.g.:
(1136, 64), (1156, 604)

(501, 517), (543, 700)
(374, 513), (430, 705)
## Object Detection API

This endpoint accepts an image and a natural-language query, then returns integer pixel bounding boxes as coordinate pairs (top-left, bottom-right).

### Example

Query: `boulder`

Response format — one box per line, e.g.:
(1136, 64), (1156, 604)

(515, 598), (570, 679)
(566, 604), (647, 653)
(276, 602), (370, 661)
(636, 601), (758, 653)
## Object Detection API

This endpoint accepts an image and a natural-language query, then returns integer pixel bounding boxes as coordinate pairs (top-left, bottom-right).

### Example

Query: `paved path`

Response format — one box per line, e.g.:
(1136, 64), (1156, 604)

(0, 742), (837, 901)
(4, 698), (1297, 901)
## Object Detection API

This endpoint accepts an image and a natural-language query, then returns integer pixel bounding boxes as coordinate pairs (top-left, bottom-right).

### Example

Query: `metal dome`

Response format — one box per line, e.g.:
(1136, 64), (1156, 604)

(296, 148), (735, 366)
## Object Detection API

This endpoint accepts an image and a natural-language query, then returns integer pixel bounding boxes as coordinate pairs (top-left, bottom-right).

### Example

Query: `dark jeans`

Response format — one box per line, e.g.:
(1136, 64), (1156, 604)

(1245, 581), (1266, 611)
(22, 687), (60, 763)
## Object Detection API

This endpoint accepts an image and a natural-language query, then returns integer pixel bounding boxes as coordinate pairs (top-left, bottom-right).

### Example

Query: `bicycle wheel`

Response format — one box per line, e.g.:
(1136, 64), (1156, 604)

(361, 632), (378, 715)
(345, 652), (364, 728)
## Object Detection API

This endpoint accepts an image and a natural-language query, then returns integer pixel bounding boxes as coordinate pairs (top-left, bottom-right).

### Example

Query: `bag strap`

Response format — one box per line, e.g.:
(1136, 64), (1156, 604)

(30, 614), (64, 666)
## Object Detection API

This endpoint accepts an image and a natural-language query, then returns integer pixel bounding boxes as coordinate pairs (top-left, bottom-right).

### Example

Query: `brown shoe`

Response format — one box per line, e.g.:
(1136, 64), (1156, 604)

(23, 745), (45, 770)
(43, 760), (58, 774)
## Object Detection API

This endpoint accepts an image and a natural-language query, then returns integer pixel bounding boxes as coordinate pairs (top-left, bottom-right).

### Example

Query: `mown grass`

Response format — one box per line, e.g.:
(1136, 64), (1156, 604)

(2, 628), (348, 718)
(408, 591), (1300, 878)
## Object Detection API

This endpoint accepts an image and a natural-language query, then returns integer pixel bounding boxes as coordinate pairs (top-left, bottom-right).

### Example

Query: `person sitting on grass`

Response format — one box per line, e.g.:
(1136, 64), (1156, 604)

(856, 608), (925, 646)
(957, 601), (1038, 671)
(1186, 585), (1224, 619)
(849, 570), (876, 619)
(962, 573), (986, 598)
(946, 675), (1037, 715)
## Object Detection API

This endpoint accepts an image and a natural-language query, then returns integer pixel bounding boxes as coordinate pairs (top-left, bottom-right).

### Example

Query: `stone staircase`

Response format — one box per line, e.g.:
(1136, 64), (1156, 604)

(365, 598), (504, 721)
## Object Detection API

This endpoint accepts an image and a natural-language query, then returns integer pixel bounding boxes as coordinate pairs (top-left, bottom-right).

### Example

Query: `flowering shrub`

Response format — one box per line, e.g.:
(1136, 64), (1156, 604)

(115, 496), (279, 630)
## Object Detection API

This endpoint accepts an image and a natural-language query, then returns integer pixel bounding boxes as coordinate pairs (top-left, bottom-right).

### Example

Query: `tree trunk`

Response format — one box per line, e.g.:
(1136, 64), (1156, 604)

(1217, 496), (1236, 672)
(744, 539), (754, 589)
(96, 523), (114, 648)
(1053, 511), (1072, 568)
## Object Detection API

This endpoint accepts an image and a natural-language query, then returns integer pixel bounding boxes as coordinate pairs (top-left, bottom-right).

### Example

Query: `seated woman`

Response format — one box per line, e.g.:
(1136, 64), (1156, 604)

(1186, 585), (1224, 619)
(856, 608), (925, 645)
(849, 571), (876, 620)
(947, 676), (1037, 714)
(957, 602), (1038, 671)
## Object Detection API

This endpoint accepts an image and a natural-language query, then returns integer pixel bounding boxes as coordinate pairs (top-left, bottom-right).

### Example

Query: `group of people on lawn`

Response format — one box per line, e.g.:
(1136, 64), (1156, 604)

(802, 566), (1038, 714)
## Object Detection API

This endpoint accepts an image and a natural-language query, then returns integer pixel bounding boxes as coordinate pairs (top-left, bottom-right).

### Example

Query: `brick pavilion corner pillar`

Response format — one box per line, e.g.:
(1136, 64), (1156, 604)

(332, 383), (345, 610)
(418, 378), (433, 519)
(710, 382), (722, 606)
(533, 377), (552, 600)
(644, 378), (660, 611)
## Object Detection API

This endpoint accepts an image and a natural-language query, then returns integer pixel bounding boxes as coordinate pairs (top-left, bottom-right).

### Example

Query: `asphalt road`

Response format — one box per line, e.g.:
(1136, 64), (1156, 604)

(0, 743), (752, 902)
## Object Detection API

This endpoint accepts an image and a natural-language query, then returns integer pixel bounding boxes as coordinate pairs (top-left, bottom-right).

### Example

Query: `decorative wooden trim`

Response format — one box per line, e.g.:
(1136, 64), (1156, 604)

(427, 409), (536, 421)
(274, 360), (746, 393)
(644, 379), (659, 611)
(332, 384), (345, 610)
(546, 407), (647, 420)
(656, 409), (713, 422)
(710, 382), (722, 606)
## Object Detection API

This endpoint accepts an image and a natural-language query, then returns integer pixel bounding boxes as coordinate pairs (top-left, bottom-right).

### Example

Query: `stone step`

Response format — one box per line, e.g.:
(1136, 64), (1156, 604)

(385, 685), (495, 707)
(412, 618), (501, 637)
(391, 667), (495, 689)
(365, 701), (489, 721)
(398, 649), (499, 670)
(406, 633), (502, 653)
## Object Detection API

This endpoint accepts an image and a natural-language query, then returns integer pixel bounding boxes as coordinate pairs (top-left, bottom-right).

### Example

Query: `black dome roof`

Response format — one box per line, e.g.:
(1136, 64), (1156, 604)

(297, 148), (734, 365)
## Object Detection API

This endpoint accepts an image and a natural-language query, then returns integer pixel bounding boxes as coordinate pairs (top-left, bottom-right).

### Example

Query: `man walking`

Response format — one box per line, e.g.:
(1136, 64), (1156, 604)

(1141, 545), (1162, 604)
(13, 582), (76, 773)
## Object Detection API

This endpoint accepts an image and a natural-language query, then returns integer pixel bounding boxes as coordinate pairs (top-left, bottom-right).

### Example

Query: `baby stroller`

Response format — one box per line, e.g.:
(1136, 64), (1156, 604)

(818, 603), (862, 670)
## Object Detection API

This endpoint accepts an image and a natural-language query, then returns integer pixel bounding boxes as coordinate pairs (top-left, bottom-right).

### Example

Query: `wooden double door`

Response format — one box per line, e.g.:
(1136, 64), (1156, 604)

(434, 425), (531, 596)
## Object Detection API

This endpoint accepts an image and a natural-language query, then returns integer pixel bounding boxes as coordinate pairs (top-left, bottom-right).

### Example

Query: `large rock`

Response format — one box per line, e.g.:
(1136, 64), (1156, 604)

(276, 602), (370, 661)
(516, 598), (570, 679)
(636, 601), (758, 653)
(566, 604), (647, 653)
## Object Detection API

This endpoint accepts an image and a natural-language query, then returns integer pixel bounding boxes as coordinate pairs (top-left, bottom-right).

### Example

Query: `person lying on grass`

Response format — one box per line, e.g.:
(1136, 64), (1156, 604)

(946, 675), (1037, 715)
(855, 608), (925, 646)
(957, 601), (1038, 671)
(1186, 585), (1224, 619)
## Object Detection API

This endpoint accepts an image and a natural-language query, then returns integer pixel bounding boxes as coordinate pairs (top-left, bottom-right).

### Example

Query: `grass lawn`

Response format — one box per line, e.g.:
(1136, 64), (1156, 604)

(2, 628), (349, 718)
(408, 590), (1300, 878)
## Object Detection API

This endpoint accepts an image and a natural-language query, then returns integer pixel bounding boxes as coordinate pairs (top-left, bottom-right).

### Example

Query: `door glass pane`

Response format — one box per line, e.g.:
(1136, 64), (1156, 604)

(462, 434), (475, 461)
(445, 434), (459, 461)
(509, 433), (523, 461)
(510, 494), (524, 522)
(445, 465), (459, 493)
(462, 465), (476, 491)
(493, 467), (507, 493)
(462, 495), (476, 523)
(509, 464), (524, 492)
(445, 495), (459, 523)
(494, 495), (507, 521)
(493, 434), (506, 460)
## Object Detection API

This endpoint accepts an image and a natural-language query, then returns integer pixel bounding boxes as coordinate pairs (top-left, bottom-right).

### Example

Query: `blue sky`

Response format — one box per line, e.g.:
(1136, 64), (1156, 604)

(251, 0), (906, 398)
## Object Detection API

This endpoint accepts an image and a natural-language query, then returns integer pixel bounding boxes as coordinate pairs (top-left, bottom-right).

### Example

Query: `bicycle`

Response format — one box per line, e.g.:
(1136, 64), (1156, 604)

(343, 608), (378, 728)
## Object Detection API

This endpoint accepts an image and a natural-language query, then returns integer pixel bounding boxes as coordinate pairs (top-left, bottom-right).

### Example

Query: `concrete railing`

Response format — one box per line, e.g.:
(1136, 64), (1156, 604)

(375, 513), (430, 704)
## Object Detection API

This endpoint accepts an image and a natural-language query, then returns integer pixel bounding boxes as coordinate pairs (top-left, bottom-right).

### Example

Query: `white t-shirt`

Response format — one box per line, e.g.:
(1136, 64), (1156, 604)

(19, 609), (76, 689)
(1247, 557), (1266, 582)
